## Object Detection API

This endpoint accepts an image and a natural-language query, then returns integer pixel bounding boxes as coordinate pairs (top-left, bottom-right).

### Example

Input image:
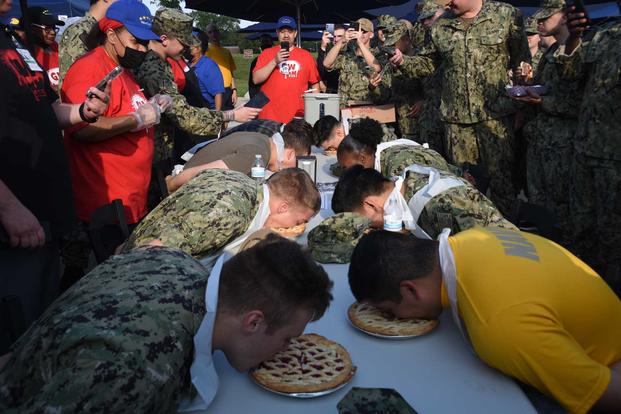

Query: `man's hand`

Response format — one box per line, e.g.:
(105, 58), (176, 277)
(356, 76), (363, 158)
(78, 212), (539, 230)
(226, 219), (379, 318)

(273, 49), (290, 65)
(390, 48), (405, 67)
(368, 72), (382, 89)
(130, 102), (161, 131)
(231, 89), (238, 105)
(513, 87), (542, 104)
(566, 6), (589, 37)
(150, 94), (173, 113)
(0, 199), (45, 248)
(233, 106), (261, 122)
(83, 81), (111, 120)
(320, 31), (332, 50)
(407, 100), (424, 118)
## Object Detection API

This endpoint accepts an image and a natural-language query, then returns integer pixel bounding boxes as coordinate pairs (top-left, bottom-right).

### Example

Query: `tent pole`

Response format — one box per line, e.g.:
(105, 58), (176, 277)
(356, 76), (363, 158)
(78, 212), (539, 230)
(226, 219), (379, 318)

(296, 4), (301, 47)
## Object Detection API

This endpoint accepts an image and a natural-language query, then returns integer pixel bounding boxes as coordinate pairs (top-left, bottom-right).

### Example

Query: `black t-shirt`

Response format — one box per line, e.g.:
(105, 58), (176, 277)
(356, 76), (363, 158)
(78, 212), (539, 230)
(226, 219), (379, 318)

(0, 25), (76, 239)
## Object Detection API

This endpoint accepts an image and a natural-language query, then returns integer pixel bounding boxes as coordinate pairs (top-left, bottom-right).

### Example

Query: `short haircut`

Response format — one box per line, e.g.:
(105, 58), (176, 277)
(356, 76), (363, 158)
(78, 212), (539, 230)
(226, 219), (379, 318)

(312, 115), (340, 146)
(337, 117), (383, 159)
(282, 118), (313, 155)
(268, 168), (321, 213)
(332, 165), (391, 213)
(90, 0), (98, 5)
(193, 28), (209, 53)
(349, 231), (438, 303)
(334, 24), (346, 32)
(219, 234), (333, 332)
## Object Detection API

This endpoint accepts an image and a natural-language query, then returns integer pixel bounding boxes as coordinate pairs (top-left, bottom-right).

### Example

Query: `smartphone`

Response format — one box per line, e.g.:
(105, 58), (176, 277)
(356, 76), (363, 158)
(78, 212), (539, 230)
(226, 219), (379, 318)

(349, 21), (360, 31)
(380, 45), (396, 57)
(280, 41), (290, 51)
(325, 23), (335, 34)
(245, 91), (270, 109)
(94, 66), (123, 92)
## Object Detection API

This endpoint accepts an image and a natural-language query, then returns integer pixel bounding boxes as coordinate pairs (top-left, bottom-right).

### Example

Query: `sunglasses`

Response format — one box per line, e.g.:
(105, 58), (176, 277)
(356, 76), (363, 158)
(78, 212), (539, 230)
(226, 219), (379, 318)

(32, 23), (58, 34)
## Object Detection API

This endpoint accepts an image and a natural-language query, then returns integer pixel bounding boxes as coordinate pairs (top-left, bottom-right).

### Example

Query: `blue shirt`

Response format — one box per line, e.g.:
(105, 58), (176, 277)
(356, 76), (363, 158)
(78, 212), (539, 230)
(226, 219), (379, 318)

(192, 56), (225, 109)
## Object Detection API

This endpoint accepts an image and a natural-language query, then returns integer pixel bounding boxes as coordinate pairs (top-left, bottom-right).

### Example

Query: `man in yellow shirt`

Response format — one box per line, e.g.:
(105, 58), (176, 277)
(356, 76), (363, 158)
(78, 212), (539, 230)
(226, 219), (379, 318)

(348, 228), (621, 414)
(205, 23), (237, 110)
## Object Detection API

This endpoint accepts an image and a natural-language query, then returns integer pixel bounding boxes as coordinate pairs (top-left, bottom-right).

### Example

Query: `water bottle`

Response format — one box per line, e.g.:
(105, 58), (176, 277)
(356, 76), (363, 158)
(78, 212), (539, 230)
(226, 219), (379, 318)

(383, 196), (403, 232)
(251, 154), (266, 182)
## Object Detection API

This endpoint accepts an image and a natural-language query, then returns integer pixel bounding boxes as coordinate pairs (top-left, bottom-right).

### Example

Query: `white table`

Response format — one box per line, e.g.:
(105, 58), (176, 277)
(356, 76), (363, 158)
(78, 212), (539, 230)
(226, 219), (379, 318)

(200, 151), (536, 414)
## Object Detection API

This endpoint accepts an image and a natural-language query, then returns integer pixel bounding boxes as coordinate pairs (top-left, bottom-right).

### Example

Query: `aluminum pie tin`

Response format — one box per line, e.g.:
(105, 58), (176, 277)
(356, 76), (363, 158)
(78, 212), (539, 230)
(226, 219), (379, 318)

(347, 312), (438, 340)
(251, 366), (356, 399)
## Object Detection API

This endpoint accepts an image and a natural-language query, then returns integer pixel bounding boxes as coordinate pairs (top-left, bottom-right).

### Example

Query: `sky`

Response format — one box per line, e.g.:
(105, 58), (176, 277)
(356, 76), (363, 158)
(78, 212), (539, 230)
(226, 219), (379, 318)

(145, 0), (257, 28)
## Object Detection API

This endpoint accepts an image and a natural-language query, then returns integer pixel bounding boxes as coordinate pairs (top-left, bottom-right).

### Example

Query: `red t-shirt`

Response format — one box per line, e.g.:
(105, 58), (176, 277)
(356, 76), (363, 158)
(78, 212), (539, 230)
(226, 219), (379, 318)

(167, 57), (187, 92)
(61, 46), (154, 224)
(33, 42), (59, 88)
(253, 45), (320, 123)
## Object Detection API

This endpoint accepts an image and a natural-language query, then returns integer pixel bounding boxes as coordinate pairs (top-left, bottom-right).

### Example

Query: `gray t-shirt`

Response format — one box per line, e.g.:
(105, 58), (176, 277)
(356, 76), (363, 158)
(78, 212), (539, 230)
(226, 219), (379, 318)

(184, 132), (272, 174)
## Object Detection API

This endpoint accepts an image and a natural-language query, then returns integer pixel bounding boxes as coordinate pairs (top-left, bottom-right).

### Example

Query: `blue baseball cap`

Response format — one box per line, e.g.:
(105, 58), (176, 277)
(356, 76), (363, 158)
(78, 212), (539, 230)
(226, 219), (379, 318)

(105, 0), (159, 41)
(276, 16), (297, 30)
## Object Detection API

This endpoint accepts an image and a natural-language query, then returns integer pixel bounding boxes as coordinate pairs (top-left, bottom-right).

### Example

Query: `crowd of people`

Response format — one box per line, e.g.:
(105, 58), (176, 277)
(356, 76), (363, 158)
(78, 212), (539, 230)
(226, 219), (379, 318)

(1, 0), (620, 412)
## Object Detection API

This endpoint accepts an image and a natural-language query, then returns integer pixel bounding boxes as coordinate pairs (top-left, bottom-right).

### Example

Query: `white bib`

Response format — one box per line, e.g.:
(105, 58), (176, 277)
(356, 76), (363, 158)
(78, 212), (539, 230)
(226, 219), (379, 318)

(401, 165), (465, 239)
(374, 139), (421, 172)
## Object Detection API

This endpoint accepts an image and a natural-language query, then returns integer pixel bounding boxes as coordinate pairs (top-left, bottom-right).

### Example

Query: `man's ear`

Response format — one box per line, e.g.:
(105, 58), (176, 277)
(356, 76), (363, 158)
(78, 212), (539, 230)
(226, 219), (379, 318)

(160, 34), (168, 46)
(241, 310), (266, 333)
(275, 199), (290, 214)
(362, 196), (380, 213)
(399, 279), (420, 302)
(284, 148), (297, 165)
(336, 126), (345, 138)
(106, 28), (117, 45)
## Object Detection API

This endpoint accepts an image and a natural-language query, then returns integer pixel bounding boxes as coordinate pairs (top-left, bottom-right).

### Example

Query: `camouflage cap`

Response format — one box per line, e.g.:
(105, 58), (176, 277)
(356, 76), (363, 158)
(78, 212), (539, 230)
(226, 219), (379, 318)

(417, 0), (443, 21)
(376, 14), (397, 30)
(532, 0), (566, 21)
(152, 8), (200, 47)
(338, 387), (418, 414)
(383, 21), (408, 46)
(524, 16), (539, 34)
(307, 213), (372, 264)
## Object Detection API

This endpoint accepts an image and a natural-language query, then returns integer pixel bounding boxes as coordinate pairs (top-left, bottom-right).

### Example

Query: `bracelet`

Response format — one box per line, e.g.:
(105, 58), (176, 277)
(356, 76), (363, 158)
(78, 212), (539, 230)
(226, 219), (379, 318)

(79, 102), (98, 123)
(222, 110), (235, 122)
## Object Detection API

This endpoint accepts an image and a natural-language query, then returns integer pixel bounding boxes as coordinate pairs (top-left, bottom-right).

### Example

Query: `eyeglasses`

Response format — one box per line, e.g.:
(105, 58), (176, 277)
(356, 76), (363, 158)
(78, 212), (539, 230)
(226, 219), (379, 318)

(32, 23), (58, 34)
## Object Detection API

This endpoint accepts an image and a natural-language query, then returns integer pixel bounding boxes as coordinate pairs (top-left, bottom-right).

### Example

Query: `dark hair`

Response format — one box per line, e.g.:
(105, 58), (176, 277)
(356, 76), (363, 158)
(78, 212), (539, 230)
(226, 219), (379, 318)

(312, 115), (340, 146)
(349, 231), (438, 303)
(282, 118), (313, 155)
(334, 24), (346, 32)
(219, 234), (333, 332)
(90, 0), (99, 6)
(193, 28), (209, 54)
(332, 165), (391, 213)
(337, 117), (383, 159)
(268, 168), (322, 213)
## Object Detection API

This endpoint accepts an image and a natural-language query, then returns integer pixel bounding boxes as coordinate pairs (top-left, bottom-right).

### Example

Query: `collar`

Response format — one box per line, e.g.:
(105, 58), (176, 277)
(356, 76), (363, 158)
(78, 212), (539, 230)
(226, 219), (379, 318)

(446, 1), (493, 29)
(271, 132), (285, 166)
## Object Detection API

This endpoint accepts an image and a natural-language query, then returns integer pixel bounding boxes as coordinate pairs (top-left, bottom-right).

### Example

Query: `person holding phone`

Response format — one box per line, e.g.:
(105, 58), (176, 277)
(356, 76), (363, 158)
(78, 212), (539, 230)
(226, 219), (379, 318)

(252, 16), (320, 123)
(557, 0), (621, 296)
(317, 24), (345, 93)
(322, 18), (382, 106)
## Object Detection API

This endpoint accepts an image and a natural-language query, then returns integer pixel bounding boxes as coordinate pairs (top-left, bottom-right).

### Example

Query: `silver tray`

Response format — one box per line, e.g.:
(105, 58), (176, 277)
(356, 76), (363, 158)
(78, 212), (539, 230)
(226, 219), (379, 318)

(251, 366), (356, 398)
(347, 314), (438, 340)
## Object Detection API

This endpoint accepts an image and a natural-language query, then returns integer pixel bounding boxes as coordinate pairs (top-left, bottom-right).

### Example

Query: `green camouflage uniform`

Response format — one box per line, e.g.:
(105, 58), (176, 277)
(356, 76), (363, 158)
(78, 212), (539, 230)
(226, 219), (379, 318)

(524, 16), (544, 74)
(410, 22), (427, 52)
(307, 213), (372, 263)
(376, 15), (398, 39)
(330, 48), (378, 106)
(397, 1), (530, 216)
(133, 9), (223, 163)
(338, 387), (418, 414)
(57, 14), (97, 90)
(0, 246), (208, 413)
(523, 41), (582, 243)
(379, 144), (459, 177)
(123, 169), (260, 259)
(554, 18), (621, 292)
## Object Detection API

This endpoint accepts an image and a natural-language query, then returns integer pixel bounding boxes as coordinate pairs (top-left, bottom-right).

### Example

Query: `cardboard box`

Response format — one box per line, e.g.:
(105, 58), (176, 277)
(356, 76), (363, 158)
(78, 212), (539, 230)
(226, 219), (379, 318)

(341, 103), (396, 125)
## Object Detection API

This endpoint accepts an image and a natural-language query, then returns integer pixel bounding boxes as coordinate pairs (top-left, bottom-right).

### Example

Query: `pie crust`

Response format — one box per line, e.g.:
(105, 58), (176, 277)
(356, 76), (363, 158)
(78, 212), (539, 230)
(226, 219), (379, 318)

(271, 223), (306, 238)
(251, 333), (356, 393)
(348, 302), (438, 337)
(323, 148), (337, 157)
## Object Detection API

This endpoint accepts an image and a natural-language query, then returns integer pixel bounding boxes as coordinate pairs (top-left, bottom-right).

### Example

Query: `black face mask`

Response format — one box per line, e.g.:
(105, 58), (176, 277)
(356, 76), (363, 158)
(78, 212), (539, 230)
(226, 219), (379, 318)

(114, 31), (147, 69)
(183, 48), (193, 62)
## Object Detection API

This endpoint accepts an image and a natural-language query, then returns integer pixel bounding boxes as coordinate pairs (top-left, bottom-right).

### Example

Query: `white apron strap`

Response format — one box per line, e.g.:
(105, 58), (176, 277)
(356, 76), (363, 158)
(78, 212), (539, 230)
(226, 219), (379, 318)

(374, 138), (420, 171)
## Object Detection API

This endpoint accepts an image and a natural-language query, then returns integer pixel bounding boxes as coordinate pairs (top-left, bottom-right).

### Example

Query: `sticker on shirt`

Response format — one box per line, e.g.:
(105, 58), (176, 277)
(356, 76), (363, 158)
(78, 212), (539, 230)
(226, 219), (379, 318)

(47, 67), (60, 86)
(16, 48), (43, 72)
(131, 93), (147, 110)
(278, 60), (300, 79)
(0, 49), (48, 102)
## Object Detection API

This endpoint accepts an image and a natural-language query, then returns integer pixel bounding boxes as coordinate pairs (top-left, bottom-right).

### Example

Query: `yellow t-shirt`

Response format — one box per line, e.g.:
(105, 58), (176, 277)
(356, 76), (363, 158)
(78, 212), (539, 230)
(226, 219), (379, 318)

(205, 43), (237, 88)
(445, 227), (621, 414)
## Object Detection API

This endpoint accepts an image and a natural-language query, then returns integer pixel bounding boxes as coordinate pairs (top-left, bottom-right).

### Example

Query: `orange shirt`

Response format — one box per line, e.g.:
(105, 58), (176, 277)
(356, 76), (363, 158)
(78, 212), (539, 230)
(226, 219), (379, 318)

(61, 46), (154, 224)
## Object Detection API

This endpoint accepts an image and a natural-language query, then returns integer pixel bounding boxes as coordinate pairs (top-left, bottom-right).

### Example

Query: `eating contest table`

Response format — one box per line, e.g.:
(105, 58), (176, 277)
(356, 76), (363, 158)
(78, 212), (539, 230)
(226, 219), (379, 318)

(200, 150), (536, 414)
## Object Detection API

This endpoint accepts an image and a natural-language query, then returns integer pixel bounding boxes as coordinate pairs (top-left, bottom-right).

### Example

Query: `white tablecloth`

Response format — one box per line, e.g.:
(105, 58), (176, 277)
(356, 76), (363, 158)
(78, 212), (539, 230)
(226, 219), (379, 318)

(199, 150), (536, 414)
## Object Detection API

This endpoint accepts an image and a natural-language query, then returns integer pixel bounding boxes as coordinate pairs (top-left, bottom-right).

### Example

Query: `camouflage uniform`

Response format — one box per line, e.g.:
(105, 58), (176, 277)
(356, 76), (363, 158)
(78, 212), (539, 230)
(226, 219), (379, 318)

(376, 15), (398, 39)
(383, 149), (517, 238)
(338, 387), (418, 414)
(0, 246), (208, 413)
(330, 49), (378, 106)
(523, 40), (582, 244)
(555, 19), (621, 293)
(307, 213), (372, 263)
(524, 16), (544, 73)
(133, 9), (223, 163)
(57, 14), (97, 90)
(397, 1), (530, 216)
(123, 169), (260, 259)
(379, 144), (459, 177)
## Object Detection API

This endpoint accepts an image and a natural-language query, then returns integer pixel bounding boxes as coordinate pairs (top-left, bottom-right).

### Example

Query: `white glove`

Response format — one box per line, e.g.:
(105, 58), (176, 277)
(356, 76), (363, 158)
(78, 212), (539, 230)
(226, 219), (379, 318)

(130, 102), (161, 132)
(150, 94), (173, 113)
